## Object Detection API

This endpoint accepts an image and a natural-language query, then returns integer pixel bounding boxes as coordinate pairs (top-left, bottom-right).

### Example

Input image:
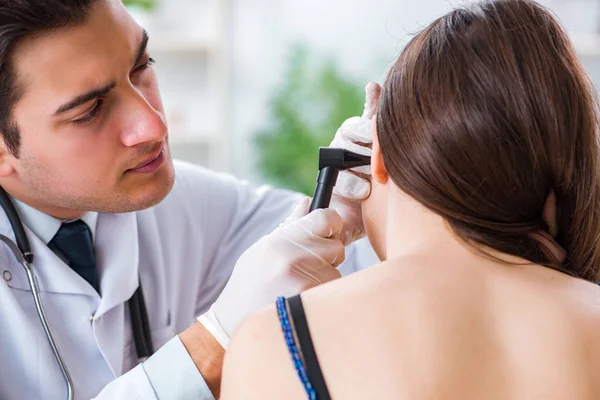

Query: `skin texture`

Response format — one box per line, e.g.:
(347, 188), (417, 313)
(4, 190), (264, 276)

(360, 119), (387, 260)
(1, 1), (223, 394)
(220, 125), (600, 399)
(179, 322), (224, 397)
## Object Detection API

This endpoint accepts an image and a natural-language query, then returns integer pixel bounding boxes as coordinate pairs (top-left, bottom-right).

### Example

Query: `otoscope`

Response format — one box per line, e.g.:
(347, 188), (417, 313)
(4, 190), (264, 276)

(309, 147), (371, 212)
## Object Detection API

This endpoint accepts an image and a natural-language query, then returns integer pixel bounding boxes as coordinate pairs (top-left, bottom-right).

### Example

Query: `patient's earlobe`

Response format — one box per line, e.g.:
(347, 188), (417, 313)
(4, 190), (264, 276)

(372, 120), (388, 185)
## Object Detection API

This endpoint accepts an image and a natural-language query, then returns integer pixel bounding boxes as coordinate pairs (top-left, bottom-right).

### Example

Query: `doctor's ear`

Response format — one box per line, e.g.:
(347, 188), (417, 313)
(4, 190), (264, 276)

(371, 118), (388, 185)
(0, 137), (17, 177)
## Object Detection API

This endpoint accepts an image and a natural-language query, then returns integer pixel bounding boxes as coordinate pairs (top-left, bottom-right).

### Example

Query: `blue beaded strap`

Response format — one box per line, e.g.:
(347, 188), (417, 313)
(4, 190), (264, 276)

(277, 296), (317, 400)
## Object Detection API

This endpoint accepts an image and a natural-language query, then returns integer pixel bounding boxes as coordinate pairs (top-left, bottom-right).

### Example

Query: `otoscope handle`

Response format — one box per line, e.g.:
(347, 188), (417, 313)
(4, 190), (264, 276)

(309, 166), (340, 212)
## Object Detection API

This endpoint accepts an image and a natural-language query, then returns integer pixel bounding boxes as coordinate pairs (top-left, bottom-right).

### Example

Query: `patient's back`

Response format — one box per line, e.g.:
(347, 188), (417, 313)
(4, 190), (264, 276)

(299, 251), (600, 399)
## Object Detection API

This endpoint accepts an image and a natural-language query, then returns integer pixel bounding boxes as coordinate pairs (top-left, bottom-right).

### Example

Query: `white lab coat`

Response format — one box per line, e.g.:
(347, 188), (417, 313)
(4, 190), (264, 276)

(0, 160), (379, 399)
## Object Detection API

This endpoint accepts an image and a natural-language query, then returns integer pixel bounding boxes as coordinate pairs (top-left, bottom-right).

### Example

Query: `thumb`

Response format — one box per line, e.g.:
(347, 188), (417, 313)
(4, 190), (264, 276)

(361, 81), (382, 120)
(281, 197), (311, 227)
(296, 208), (344, 239)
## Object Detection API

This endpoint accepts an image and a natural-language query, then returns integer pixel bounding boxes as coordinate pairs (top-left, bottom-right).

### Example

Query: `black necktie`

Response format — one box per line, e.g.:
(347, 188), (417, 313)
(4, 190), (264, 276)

(48, 220), (100, 294)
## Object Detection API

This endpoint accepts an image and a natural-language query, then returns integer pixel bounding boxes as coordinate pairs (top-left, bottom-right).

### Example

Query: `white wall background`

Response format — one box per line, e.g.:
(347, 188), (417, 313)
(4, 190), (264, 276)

(136, 0), (600, 183)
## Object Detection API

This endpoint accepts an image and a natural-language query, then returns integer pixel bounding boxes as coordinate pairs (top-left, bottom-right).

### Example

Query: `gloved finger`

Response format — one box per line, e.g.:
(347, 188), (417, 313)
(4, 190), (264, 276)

(310, 265), (342, 285)
(333, 170), (371, 201)
(331, 198), (366, 245)
(330, 135), (372, 156)
(340, 224), (364, 247)
(320, 234), (346, 266)
(293, 259), (343, 289)
(361, 81), (382, 120)
(281, 197), (311, 227)
(329, 137), (372, 175)
(290, 236), (346, 268)
(333, 117), (373, 145)
(296, 208), (344, 239)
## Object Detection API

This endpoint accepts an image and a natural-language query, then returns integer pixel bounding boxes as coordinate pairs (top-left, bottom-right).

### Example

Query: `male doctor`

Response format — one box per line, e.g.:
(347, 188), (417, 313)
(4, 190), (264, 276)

(0, 0), (381, 399)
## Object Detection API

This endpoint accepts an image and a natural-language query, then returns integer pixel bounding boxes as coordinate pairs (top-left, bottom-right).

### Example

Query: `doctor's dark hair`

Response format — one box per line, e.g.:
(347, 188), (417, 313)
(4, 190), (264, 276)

(377, 0), (600, 281)
(0, 0), (96, 157)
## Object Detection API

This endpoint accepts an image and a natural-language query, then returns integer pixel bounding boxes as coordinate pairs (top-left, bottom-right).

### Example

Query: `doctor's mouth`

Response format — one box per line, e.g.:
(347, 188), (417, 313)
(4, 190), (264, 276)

(126, 141), (167, 174)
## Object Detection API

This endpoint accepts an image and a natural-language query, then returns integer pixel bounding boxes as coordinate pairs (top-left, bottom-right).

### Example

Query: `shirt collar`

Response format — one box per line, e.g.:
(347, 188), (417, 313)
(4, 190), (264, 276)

(11, 198), (98, 244)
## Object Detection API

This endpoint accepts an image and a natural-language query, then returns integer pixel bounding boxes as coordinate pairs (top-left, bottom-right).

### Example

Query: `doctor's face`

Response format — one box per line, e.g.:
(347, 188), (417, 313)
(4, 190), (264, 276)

(0, 0), (174, 219)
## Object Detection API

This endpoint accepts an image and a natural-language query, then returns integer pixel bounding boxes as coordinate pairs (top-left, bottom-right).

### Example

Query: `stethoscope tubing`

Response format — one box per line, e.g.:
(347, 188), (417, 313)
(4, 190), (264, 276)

(0, 233), (74, 400)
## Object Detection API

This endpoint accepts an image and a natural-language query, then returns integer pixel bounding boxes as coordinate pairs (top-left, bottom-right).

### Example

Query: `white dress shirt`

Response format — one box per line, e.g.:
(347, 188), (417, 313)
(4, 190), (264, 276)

(12, 198), (98, 244)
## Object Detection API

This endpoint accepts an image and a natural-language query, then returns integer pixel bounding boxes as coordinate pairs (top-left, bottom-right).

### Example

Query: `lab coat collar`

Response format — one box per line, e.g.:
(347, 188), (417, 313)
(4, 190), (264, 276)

(0, 210), (139, 311)
(0, 210), (98, 297)
(92, 212), (140, 377)
(94, 211), (139, 318)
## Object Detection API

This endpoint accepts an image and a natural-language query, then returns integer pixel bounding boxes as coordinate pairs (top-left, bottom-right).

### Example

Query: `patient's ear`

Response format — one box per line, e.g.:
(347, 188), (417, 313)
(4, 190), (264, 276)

(372, 118), (388, 185)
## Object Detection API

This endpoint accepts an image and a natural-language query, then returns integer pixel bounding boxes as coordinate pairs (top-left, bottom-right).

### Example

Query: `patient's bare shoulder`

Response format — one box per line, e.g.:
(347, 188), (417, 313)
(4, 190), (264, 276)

(300, 256), (600, 399)
(222, 258), (600, 399)
(292, 256), (494, 397)
(221, 304), (309, 400)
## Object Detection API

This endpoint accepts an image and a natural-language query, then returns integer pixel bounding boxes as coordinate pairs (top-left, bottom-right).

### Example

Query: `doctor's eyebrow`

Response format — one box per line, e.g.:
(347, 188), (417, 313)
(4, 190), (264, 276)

(53, 81), (116, 116)
(133, 29), (149, 67)
(52, 30), (150, 116)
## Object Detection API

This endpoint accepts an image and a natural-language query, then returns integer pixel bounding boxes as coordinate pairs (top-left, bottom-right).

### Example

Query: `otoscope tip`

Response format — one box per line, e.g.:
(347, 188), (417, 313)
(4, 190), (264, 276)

(318, 147), (370, 171)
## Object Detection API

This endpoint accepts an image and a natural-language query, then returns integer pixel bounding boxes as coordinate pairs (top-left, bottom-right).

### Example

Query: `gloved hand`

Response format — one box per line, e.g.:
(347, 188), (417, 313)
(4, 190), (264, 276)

(197, 197), (345, 348)
(328, 81), (382, 245)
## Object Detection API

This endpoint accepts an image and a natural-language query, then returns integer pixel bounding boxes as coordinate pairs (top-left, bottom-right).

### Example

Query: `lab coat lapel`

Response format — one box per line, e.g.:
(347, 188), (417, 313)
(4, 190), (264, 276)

(0, 208), (98, 297)
(0, 206), (140, 378)
(92, 211), (139, 377)
(94, 212), (139, 317)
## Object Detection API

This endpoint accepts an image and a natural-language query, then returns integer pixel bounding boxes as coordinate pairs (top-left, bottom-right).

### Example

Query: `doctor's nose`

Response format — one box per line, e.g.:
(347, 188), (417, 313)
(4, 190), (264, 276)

(119, 91), (167, 147)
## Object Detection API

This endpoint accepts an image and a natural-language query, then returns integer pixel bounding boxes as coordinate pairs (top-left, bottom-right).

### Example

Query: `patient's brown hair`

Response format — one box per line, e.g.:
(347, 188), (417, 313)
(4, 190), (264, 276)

(377, 0), (600, 281)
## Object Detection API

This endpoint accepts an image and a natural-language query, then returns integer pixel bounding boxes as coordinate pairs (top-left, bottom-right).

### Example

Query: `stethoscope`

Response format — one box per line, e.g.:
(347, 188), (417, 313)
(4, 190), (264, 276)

(0, 186), (154, 400)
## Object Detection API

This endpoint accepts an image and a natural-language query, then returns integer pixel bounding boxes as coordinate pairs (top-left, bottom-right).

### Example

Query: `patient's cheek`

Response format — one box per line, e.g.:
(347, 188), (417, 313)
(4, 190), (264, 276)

(362, 183), (388, 261)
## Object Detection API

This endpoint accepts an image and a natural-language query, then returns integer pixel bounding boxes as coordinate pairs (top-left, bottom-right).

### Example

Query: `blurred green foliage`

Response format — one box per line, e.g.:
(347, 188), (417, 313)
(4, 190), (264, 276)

(254, 45), (365, 195)
(122, 0), (157, 11)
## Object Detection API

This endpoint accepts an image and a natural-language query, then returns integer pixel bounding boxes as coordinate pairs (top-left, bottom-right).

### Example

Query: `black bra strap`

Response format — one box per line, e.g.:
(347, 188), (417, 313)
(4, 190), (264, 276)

(288, 294), (331, 400)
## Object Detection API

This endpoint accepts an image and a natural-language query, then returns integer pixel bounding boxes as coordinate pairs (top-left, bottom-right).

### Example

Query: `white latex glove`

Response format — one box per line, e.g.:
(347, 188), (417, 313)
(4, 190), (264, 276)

(328, 81), (382, 245)
(198, 197), (344, 348)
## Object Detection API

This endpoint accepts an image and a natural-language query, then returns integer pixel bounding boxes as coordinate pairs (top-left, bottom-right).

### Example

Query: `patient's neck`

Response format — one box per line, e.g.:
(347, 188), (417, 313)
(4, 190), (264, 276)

(383, 189), (546, 268)
(384, 191), (461, 261)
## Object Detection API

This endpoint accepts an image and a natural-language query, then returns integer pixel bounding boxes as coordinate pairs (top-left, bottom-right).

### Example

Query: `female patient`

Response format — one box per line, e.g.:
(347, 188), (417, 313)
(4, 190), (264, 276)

(221, 0), (600, 398)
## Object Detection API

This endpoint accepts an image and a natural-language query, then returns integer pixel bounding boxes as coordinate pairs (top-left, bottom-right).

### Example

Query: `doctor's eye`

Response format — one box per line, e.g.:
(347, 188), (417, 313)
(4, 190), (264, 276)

(72, 98), (105, 126)
(133, 57), (156, 74)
